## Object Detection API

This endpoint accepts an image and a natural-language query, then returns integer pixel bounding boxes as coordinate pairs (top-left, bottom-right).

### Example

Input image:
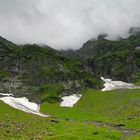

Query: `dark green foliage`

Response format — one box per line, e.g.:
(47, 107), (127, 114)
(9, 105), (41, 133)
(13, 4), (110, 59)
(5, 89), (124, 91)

(0, 37), (101, 102)
(0, 70), (11, 80)
(129, 33), (140, 47)
(0, 33), (140, 102)
(39, 83), (64, 103)
(72, 35), (140, 82)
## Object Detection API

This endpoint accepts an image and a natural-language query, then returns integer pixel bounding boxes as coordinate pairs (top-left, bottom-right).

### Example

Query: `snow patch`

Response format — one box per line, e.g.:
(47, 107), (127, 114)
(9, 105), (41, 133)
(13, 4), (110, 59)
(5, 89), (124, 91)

(0, 94), (49, 117)
(60, 94), (82, 107)
(101, 77), (140, 91)
(0, 93), (13, 96)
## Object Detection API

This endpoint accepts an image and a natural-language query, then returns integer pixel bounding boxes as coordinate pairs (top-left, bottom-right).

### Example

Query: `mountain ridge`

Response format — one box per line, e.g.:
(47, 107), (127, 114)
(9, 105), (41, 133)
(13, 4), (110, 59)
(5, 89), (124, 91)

(0, 32), (140, 103)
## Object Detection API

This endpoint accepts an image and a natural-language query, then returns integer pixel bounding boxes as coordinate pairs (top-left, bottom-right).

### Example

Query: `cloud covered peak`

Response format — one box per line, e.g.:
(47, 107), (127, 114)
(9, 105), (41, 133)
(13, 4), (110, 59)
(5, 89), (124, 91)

(0, 0), (140, 50)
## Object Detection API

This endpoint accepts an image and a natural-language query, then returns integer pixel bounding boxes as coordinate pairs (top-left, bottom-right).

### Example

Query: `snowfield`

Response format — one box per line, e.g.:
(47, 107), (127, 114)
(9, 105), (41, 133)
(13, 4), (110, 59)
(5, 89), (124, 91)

(0, 94), (49, 117)
(101, 77), (140, 91)
(60, 94), (82, 107)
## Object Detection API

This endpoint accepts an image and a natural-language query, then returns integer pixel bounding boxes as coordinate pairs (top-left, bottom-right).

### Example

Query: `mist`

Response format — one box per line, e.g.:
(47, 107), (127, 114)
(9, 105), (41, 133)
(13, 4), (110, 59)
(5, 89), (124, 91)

(0, 0), (140, 50)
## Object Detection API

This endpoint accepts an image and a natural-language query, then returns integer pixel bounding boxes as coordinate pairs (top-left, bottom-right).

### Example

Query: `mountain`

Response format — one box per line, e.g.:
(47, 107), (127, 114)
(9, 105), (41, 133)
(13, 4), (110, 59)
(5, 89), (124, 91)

(71, 33), (140, 82)
(0, 37), (100, 103)
(0, 31), (140, 103)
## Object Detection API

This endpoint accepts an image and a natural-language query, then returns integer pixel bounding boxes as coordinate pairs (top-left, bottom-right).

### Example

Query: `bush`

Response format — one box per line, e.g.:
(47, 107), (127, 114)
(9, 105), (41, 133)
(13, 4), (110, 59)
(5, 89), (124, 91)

(39, 83), (64, 103)
(0, 70), (11, 80)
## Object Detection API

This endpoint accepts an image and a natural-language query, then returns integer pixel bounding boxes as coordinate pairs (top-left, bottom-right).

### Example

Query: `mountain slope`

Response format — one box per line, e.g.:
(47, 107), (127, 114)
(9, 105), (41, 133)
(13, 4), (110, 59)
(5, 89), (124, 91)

(0, 37), (100, 103)
(73, 34), (140, 82)
(0, 32), (140, 102)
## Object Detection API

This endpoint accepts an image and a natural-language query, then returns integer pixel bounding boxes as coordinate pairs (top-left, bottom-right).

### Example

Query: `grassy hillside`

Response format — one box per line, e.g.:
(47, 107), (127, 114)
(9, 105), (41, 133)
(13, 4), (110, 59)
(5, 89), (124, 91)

(41, 89), (140, 122)
(1, 89), (140, 139)
(0, 33), (140, 139)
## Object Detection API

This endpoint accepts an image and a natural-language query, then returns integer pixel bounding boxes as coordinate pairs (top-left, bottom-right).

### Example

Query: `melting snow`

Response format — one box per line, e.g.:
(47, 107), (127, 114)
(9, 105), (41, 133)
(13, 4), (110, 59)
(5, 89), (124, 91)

(0, 94), (49, 117)
(101, 77), (140, 91)
(60, 94), (82, 107)
(0, 93), (13, 96)
(1, 77), (139, 113)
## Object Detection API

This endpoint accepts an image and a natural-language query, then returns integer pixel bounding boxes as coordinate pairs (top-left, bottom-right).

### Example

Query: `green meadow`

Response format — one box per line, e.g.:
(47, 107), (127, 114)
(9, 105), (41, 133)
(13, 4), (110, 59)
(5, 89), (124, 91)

(1, 89), (140, 140)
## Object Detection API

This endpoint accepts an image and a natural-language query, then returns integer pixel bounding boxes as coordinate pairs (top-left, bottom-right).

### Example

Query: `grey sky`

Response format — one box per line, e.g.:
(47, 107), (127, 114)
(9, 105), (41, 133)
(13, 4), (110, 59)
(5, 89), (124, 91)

(0, 0), (140, 50)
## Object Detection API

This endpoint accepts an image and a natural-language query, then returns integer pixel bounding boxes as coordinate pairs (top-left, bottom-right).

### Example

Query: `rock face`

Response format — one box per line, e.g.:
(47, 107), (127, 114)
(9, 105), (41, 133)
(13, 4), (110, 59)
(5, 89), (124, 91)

(101, 77), (140, 91)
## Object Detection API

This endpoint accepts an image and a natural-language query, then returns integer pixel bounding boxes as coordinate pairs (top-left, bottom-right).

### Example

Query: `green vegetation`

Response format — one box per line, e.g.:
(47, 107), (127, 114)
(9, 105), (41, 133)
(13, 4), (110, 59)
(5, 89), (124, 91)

(39, 83), (64, 103)
(1, 33), (140, 101)
(0, 36), (101, 102)
(0, 31), (140, 139)
(0, 70), (11, 80)
(75, 34), (140, 82)
(41, 89), (140, 123)
(0, 89), (140, 139)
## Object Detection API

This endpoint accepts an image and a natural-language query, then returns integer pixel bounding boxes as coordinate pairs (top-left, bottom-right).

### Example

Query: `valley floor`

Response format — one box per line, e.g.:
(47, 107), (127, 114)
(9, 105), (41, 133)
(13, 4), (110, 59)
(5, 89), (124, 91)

(1, 89), (140, 139)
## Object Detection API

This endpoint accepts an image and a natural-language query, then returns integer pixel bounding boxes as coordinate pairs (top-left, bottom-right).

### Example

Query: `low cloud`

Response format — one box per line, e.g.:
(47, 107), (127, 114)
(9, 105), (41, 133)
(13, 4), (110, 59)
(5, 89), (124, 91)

(0, 0), (140, 50)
